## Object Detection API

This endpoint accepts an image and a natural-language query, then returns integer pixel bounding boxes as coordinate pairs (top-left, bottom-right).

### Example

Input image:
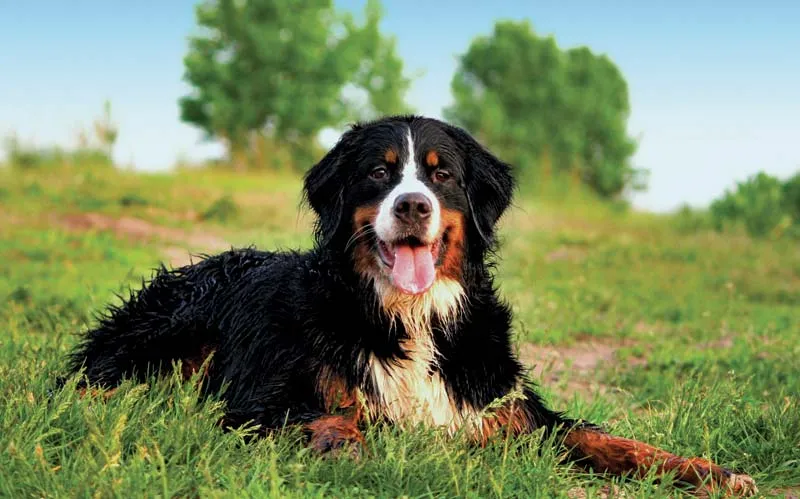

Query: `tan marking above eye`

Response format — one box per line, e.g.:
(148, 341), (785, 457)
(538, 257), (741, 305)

(384, 149), (398, 165)
(426, 150), (439, 167)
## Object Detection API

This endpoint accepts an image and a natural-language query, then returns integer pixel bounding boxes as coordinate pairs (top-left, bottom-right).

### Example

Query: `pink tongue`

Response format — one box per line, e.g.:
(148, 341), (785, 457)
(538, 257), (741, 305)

(391, 245), (435, 294)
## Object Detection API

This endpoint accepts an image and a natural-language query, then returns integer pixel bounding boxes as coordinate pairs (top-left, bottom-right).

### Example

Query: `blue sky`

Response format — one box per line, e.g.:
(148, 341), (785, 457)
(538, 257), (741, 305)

(1, 1), (798, 212)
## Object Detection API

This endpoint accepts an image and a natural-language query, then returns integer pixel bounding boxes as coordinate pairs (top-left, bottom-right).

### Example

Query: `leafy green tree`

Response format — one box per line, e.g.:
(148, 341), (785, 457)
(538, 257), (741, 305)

(564, 47), (641, 197)
(445, 20), (644, 198)
(179, 0), (412, 169)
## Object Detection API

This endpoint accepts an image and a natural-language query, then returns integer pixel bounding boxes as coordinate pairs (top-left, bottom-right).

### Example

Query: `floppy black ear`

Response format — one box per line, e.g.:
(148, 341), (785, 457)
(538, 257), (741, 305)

(302, 127), (359, 246)
(445, 124), (516, 248)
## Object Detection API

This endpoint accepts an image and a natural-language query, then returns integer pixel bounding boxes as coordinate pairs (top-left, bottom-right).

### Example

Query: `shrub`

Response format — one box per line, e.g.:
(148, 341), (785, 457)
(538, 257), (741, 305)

(710, 171), (796, 238)
(202, 194), (239, 223)
(4, 101), (118, 172)
(782, 172), (800, 221)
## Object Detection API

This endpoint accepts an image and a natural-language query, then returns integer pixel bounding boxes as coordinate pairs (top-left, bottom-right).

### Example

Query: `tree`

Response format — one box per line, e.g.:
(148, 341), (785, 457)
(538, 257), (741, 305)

(444, 20), (644, 198)
(179, 0), (412, 170)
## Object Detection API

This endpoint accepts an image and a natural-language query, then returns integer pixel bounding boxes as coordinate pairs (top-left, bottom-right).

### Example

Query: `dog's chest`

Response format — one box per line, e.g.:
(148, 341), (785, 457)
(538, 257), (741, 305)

(365, 336), (479, 433)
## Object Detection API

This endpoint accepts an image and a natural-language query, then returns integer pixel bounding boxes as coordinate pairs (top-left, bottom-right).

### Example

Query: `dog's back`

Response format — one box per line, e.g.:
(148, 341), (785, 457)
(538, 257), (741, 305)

(67, 248), (303, 389)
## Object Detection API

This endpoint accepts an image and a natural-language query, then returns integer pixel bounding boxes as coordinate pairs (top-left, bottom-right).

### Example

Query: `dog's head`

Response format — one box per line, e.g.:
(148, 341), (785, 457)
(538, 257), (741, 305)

(303, 116), (514, 300)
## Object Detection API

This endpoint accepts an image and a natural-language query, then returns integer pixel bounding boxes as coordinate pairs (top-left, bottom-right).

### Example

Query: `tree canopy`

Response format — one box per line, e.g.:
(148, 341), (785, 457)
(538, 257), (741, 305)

(178, 11), (645, 195)
(179, 0), (412, 169)
(444, 20), (645, 198)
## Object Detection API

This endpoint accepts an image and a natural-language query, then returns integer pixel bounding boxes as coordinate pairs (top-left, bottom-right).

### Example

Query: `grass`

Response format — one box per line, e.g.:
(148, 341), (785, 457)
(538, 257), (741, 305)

(1, 164), (798, 498)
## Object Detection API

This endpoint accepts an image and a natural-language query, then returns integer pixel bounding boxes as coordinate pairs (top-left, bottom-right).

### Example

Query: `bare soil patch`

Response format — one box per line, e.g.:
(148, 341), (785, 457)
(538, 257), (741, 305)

(774, 487), (800, 499)
(59, 212), (232, 267)
(519, 336), (646, 401)
(545, 246), (589, 263)
(567, 484), (628, 498)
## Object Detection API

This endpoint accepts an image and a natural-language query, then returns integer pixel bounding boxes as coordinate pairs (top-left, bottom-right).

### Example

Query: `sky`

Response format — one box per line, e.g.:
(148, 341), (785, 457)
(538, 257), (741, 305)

(1, 1), (798, 212)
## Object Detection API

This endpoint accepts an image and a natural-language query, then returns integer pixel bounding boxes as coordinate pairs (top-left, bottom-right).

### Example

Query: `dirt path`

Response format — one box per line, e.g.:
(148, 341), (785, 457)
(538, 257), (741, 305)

(59, 212), (232, 267)
(519, 337), (646, 402)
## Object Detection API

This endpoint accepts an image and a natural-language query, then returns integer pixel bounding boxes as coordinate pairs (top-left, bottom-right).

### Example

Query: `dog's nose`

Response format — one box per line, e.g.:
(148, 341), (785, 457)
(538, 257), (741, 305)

(393, 193), (432, 223)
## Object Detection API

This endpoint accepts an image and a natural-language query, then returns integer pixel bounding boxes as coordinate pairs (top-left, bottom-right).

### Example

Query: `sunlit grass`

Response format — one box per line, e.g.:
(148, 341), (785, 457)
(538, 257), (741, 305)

(1, 165), (798, 497)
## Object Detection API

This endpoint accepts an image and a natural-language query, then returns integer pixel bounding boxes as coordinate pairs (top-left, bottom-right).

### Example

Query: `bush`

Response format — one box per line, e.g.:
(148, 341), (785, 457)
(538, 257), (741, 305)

(4, 101), (118, 172)
(4, 135), (115, 172)
(202, 194), (239, 223)
(782, 172), (800, 221)
(710, 171), (798, 239)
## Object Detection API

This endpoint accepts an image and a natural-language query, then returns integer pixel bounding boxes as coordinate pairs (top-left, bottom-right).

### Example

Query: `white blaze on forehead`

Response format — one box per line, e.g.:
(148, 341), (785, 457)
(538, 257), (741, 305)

(374, 128), (441, 242)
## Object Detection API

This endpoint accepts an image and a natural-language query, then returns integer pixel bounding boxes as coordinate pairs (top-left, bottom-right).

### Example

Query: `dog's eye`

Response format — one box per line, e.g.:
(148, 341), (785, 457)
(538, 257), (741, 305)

(370, 167), (388, 181)
(433, 169), (451, 183)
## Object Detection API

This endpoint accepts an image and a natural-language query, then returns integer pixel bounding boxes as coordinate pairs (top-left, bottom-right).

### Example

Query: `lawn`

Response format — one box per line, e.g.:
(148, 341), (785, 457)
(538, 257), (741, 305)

(1, 166), (798, 498)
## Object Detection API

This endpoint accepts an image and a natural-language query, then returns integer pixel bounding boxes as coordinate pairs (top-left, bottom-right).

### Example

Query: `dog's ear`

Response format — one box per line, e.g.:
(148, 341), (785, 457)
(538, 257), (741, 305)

(303, 126), (360, 246)
(445, 124), (516, 248)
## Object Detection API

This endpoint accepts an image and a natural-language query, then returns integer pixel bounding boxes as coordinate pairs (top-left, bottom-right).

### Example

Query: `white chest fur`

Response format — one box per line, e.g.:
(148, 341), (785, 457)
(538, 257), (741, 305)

(367, 336), (460, 430)
(364, 278), (482, 434)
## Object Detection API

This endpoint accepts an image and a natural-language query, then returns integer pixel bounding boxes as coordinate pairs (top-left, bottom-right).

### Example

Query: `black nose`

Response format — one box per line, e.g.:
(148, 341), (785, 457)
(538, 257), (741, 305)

(393, 193), (432, 223)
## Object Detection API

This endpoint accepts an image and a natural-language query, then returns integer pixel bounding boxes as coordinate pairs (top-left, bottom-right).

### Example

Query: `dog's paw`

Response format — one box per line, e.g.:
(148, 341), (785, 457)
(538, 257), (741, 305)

(694, 470), (758, 498)
(309, 430), (365, 459)
(723, 472), (758, 497)
(306, 415), (366, 460)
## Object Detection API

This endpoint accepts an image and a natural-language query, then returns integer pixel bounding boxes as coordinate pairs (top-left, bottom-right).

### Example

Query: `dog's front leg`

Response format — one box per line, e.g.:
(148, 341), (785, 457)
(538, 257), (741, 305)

(307, 369), (367, 458)
(478, 387), (757, 497)
(561, 426), (758, 497)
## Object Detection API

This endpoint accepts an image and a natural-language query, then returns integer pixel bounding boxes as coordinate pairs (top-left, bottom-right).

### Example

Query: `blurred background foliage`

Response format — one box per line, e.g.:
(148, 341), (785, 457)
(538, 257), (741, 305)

(2, 0), (798, 240)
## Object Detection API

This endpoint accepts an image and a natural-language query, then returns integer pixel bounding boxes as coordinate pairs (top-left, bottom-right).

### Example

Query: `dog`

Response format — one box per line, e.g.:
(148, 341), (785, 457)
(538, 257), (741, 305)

(63, 115), (756, 496)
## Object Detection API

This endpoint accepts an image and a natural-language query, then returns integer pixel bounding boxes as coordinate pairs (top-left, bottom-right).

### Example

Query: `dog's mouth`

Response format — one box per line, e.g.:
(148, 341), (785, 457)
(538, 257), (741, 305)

(376, 236), (443, 295)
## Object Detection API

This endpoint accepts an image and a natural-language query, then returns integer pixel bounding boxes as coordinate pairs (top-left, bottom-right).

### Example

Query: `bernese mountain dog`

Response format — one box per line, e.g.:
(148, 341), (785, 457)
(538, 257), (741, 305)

(63, 115), (756, 496)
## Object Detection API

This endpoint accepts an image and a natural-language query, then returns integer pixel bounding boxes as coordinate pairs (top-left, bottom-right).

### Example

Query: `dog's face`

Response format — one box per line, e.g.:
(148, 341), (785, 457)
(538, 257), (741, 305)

(304, 116), (514, 298)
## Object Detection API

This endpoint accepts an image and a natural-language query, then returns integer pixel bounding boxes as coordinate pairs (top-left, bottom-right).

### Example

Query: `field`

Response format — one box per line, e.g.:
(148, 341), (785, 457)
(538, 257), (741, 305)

(1, 165), (798, 498)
